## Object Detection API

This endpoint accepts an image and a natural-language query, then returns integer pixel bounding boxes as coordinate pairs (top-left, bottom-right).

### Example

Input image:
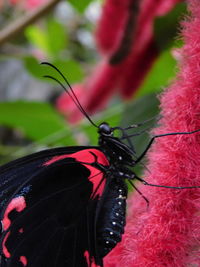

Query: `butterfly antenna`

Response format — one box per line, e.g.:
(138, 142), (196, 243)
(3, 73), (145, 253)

(41, 62), (98, 128)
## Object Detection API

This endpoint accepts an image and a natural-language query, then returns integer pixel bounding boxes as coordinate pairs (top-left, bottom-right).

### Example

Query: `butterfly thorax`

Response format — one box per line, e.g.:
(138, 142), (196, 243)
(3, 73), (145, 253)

(98, 122), (135, 169)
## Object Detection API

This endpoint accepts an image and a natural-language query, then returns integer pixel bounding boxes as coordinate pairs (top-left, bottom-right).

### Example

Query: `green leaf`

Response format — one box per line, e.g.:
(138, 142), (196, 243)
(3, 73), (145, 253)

(0, 101), (69, 141)
(154, 2), (187, 51)
(23, 57), (84, 83)
(47, 19), (67, 56)
(136, 50), (176, 97)
(25, 26), (49, 54)
(68, 0), (93, 13)
(25, 20), (67, 57)
(23, 56), (44, 80)
(48, 59), (84, 83)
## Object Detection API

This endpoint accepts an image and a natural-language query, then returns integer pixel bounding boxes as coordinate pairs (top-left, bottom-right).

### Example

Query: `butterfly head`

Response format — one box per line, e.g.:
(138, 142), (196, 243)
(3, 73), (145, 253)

(98, 122), (113, 137)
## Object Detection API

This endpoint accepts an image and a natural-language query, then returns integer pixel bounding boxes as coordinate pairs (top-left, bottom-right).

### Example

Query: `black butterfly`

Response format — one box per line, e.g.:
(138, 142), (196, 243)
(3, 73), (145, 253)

(0, 63), (199, 267)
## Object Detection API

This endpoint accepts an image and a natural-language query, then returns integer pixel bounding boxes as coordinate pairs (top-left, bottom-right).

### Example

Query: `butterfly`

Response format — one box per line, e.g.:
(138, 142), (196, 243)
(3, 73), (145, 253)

(0, 63), (200, 267)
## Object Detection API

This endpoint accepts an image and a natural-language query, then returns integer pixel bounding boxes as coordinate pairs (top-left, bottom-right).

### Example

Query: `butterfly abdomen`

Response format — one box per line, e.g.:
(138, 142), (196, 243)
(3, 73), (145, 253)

(97, 179), (127, 258)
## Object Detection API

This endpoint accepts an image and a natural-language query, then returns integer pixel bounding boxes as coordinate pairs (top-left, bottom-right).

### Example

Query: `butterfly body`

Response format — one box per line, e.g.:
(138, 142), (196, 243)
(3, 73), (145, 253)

(96, 178), (127, 259)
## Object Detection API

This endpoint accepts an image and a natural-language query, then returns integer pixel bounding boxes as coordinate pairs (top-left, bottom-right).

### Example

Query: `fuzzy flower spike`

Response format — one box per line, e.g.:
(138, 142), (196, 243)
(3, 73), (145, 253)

(105, 0), (200, 266)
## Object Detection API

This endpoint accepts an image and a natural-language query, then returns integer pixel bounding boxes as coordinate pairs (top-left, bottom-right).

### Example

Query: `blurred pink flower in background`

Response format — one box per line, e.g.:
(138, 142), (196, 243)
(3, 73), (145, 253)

(9, 0), (47, 10)
(56, 84), (87, 123)
(24, 0), (47, 10)
(9, 0), (21, 4)
(56, 0), (181, 123)
(104, 0), (200, 266)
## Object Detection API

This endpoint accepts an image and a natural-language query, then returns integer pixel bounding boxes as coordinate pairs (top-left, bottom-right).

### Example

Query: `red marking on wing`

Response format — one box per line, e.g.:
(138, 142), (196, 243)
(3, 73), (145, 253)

(44, 149), (109, 198)
(44, 149), (108, 166)
(19, 228), (24, 233)
(20, 256), (27, 266)
(2, 196), (26, 231)
(85, 164), (106, 199)
(2, 232), (10, 258)
(84, 250), (101, 267)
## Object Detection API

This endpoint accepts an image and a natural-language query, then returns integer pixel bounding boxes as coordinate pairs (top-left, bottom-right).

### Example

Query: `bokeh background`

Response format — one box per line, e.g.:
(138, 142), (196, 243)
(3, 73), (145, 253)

(0, 0), (186, 169)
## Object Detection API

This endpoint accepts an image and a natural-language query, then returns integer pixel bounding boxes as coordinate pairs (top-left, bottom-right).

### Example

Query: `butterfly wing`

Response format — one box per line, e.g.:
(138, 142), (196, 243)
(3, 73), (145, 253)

(0, 147), (109, 267)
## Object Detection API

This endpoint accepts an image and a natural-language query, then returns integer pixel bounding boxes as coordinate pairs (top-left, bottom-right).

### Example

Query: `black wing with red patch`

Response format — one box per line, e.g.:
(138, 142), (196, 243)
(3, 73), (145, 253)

(0, 146), (109, 267)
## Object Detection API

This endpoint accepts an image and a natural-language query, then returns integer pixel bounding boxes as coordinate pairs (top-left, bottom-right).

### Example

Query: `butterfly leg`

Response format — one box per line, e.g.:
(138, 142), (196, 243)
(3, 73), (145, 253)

(113, 127), (149, 153)
(124, 115), (160, 130)
(112, 126), (136, 152)
(113, 115), (160, 131)
(128, 180), (149, 208)
(135, 175), (200, 189)
(135, 129), (200, 164)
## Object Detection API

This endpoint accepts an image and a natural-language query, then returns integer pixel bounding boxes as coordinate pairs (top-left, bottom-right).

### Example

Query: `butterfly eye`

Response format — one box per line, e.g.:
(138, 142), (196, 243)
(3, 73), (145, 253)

(98, 123), (112, 135)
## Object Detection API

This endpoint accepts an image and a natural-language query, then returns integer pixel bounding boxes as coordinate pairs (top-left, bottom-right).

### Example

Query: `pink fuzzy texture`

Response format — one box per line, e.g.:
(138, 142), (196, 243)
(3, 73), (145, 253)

(95, 0), (130, 54)
(119, 0), (181, 98)
(82, 61), (123, 113)
(95, 0), (181, 99)
(119, 38), (158, 98)
(104, 0), (200, 266)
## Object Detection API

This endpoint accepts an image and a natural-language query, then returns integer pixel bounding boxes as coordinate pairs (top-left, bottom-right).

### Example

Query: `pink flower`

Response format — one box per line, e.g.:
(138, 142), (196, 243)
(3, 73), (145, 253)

(56, 84), (86, 123)
(104, 0), (200, 266)
(95, 0), (131, 54)
(57, 0), (181, 122)
(56, 60), (123, 123)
